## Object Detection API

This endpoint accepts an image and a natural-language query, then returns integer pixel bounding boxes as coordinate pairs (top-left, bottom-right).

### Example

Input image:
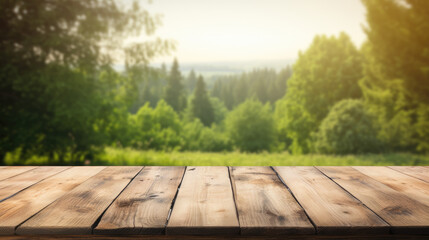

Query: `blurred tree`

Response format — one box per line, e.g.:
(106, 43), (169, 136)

(181, 119), (231, 152)
(0, 0), (173, 164)
(164, 58), (186, 112)
(226, 99), (275, 152)
(210, 97), (228, 124)
(190, 76), (215, 126)
(210, 67), (290, 109)
(185, 70), (198, 94)
(132, 100), (182, 150)
(278, 33), (363, 154)
(314, 99), (382, 154)
(360, 0), (429, 152)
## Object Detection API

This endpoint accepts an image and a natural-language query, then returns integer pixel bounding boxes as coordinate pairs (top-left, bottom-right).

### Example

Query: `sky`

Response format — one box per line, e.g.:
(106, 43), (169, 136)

(140, 0), (367, 64)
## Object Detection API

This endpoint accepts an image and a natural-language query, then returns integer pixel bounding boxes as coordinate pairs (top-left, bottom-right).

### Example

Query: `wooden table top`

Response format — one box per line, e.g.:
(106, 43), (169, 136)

(0, 166), (429, 239)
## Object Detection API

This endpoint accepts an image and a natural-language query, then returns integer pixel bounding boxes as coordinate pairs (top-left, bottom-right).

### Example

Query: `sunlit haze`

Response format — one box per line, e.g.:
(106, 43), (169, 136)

(142, 0), (367, 64)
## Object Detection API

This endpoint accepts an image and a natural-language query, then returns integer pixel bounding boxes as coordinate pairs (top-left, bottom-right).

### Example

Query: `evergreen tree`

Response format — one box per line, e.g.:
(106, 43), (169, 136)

(185, 70), (198, 94)
(211, 80), (222, 99)
(190, 76), (215, 126)
(164, 58), (186, 112)
(142, 82), (154, 107)
(221, 83), (234, 110)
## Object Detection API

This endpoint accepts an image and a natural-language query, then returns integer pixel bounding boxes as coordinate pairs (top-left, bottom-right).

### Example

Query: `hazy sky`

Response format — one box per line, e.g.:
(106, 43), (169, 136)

(142, 0), (367, 63)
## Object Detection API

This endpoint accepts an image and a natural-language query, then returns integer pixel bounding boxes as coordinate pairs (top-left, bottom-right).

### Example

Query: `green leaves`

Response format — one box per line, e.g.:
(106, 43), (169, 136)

(314, 99), (382, 154)
(226, 99), (275, 152)
(279, 33), (362, 154)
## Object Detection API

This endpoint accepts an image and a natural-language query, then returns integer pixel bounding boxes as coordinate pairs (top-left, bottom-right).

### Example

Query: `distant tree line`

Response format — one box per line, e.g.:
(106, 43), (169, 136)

(1, 0), (428, 165)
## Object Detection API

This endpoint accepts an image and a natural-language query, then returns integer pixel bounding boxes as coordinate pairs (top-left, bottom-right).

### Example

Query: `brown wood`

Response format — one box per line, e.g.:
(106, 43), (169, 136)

(2, 234), (429, 240)
(274, 167), (388, 234)
(0, 167), (69, 201)
(16, 167), (142, 235)
(166, 167), (239, 235)
(318, 166), (429, 234)
(1, 166), (429, 237)
(354, 166), (429, 207)
(0, 167), (36, 181)
(230, 167), (314, 235)
(0, 167), (105, 235)
(95, 166), (185, 235)
(389, 166), (429, 183)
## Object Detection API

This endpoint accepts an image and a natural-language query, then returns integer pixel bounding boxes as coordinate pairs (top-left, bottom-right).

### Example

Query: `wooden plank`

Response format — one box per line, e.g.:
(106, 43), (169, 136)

(0, 167), (36, 182)
(0, 167), (69, 201)
(230, 167), (314, 235)
(0, 166), (105, 235)
(274, 167), (388, 234)
(318, 166), (429, 234)
(95, 166), (185, 235)
(16, 166), (142, 235)
(166, 167), (239, 235)
(389, 166), (429, 183)
(3, 234), (429, 240)
(354, 166), (429, 207)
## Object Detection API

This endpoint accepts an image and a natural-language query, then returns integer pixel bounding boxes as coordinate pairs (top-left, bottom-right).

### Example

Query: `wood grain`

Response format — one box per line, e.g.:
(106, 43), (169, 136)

(16, 167), (142, 235)
(354, 166), (429, 207)
(95, 166), (185, 235)
(0, 167), (105, 235)
(319, 166), (429, 234)
(230, 167), (314, 235)
(0, 167), (36, 182)
(274, 167), (388, 234)
(0, 167), (69, 201)
(166, 167), (239, 235)
(389, 166), (429, 183)
(3, 234), (429, 240)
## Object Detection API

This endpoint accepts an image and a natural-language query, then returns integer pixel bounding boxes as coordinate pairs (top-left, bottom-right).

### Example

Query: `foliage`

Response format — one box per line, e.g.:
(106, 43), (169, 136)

(164, 58), (186, 112)
(360, 0), (429, 153)
(210, 67), (292, 109)
(7, 147), (429, 166)
(210, 97), (229, 124)
(314, 99), (383, 154)
(189, 76), (215, 126)
(181, 120), (231, 152)
(278, 33), (363, 153)
(2, 0), (429, 164)
(185, 70), (198, 94)
(226, 99), (275, 152)
(131, 100), (182, 151)
(0, 0), (173, 164)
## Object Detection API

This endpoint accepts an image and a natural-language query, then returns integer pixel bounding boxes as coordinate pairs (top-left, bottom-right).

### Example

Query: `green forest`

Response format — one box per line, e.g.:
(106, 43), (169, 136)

(1, 0), (428, 165)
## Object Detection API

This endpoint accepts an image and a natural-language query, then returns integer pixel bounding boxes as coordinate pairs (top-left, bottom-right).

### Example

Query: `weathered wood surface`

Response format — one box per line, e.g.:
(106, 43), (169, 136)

(274, 167), (388, 234)
(230, 167), (313, 235)
(17, 167), (142, 235)
(0, 166), (429, 238)
(95, 166), (185, 235)
(318, 166), (429, 234)
(389, 166), (429, 183)
(354, 166), (429, 207)
(166, 167), (239, 235)
(0, 166), (36, 181)
(0, 167), (69, 201)
(0, 167), (105, 235)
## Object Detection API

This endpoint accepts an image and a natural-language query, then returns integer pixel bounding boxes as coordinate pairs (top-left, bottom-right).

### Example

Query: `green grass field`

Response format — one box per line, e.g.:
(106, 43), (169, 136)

(92, 147), (429, 166)
(5, 147), (429, 166)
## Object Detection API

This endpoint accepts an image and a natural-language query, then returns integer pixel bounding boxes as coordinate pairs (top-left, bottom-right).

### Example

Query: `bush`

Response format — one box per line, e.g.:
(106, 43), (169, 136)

(181, 120), (231, 152)
(315, 99), (382, 154)
(226, 99), (275, 152)
(131, 100), (182, 150)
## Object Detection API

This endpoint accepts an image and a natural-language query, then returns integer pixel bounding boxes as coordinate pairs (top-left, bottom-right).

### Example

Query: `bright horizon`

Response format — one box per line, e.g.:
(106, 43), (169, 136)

(140, 0), (367, 64)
